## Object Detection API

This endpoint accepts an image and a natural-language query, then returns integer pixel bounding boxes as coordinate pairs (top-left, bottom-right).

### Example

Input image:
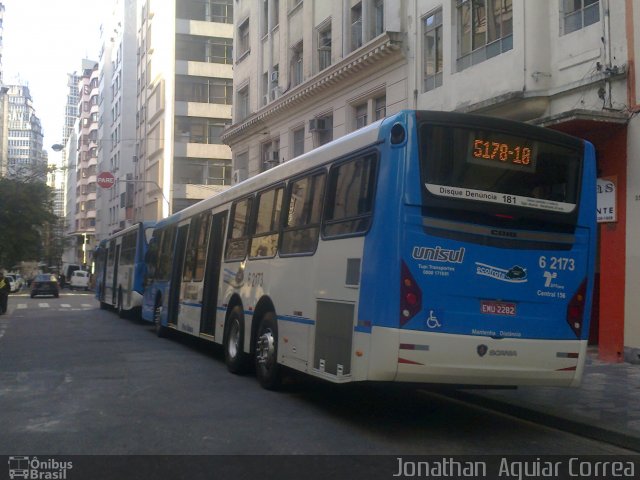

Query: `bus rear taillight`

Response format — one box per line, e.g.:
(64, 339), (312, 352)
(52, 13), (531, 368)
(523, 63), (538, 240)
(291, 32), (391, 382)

(400, 261), (422, 326)
(566, 279), (587, 338)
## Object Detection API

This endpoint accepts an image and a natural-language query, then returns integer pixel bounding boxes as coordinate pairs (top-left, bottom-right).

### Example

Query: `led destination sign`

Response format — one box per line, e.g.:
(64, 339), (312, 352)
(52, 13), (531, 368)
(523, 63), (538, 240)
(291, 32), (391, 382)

(472, 138), (533, 169)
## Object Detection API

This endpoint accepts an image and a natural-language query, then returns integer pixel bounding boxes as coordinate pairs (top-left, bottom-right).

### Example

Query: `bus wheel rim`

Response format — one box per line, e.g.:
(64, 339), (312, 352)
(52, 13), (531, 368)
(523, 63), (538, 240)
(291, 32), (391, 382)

(228, 319), (240, 358)
(257, 328), (275, 368)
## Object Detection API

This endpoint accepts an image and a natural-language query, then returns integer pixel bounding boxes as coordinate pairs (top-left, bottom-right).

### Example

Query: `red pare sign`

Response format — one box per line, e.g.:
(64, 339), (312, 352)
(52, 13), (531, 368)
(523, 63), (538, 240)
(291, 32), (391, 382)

(96, 172), (116, 189)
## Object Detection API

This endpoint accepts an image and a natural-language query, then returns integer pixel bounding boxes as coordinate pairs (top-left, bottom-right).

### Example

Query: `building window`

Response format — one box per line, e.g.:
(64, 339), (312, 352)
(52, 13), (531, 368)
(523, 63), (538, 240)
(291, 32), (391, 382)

(175, 76), (233, 104)
(291, 41), (303, 87)
(210, 0), (234, 23)
(176, 35), (233, 65)
(562, 0), (600, 35)
(237, 86), (250, 121)
(374, 96), (386, 120)
(456, 0), (513, 72)
(317, 23), (332, 71)
(238, 18), (250, 59)
(372, 0), (384, 37)
(234, 151), (249, 183)
(351, 3), (363, 51)
(423, 9), (443, 91)
(292, 127), (305, 158)
(262, 138), (280, 170)
(262, 0), (269, 36)
(354, 103), (368, 130)
(174, 157), (231, 185)
(311, 114), (333, 147)
(272, 0), (280, 28)
(270, 64), (280, 100)
(175, 117), (231, 144)
(178, 0), (233, 22)
(262, 72), (269, 106)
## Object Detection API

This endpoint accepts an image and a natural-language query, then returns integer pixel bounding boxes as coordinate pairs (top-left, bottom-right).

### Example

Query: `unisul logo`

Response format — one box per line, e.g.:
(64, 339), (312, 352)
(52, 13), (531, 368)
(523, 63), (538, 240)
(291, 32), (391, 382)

(8, 456), (73, 479)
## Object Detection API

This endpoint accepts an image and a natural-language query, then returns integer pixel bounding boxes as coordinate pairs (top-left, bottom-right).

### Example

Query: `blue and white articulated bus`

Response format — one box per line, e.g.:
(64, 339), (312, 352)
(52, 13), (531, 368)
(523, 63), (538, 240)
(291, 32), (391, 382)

(142, 110), (596, 389)
(95, 221), (155, 318)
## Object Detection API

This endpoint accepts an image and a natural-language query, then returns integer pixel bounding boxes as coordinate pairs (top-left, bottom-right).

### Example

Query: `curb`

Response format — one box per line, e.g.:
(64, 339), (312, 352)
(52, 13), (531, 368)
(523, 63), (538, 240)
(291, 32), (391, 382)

(447, 390), (640, 453)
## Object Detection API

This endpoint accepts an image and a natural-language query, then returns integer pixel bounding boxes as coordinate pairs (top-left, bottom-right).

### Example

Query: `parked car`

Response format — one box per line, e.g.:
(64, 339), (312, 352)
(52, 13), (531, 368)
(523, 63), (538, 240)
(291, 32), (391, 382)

(13, 274), (24, 291)
(5, 274), (19, 293)
(30, 274), (60, 298)
(69, 270), (90, 291)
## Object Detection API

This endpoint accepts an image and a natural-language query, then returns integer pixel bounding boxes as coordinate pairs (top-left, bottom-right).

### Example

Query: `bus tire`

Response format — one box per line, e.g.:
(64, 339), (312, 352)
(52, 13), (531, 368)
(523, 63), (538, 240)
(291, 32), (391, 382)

(224, 306), (250, 374)
(255, 312), (281, 390)
(154, 299), (167, 338)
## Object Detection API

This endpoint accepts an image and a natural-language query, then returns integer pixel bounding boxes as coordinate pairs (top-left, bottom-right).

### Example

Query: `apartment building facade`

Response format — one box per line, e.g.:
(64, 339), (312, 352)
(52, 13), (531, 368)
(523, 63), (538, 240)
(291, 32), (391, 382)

(222, 0), (640, 363)
(134, 0), (234, 221)
(96, 0), (139, 239)
(68, 62), (99, 267)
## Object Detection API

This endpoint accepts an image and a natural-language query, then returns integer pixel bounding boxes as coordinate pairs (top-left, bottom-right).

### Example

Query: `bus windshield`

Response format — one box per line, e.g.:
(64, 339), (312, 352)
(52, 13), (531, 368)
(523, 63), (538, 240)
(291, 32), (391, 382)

(420, 124), (582, 216)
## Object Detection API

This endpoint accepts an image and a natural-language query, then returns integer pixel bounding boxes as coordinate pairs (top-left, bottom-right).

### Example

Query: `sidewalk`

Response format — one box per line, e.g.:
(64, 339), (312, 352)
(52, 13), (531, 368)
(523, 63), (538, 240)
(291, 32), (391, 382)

(449, 351), (640, 451)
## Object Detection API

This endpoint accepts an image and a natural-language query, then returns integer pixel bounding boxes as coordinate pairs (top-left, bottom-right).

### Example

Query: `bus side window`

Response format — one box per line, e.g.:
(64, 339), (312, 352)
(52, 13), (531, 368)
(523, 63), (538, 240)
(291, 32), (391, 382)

(250, 186), (284, 259)
(145, 237), (159, 281)
(183, 217), (201, 281)
(323, 153), (377, 238)
(121, 233), (136, 266)
(157, 227), (176, 281)
(193, 213), (211, 281)
(281, 171), (326, 255)
(225, 197), (253, 261)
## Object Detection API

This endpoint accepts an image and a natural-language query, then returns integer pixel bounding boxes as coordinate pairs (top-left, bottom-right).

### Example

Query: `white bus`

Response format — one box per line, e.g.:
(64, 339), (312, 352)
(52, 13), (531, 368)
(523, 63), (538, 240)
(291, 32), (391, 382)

(142, 110), (596, 390)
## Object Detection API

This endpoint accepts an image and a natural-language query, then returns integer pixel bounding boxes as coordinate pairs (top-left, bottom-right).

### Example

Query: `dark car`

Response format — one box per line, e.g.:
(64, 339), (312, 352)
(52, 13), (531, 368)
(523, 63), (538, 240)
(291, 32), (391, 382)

(30, 274), (60, 298)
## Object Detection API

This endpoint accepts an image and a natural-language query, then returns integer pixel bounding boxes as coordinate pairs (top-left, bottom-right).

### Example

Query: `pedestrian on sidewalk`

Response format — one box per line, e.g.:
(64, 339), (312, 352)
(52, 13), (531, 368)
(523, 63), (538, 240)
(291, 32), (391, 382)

(0, 271), (10, 315)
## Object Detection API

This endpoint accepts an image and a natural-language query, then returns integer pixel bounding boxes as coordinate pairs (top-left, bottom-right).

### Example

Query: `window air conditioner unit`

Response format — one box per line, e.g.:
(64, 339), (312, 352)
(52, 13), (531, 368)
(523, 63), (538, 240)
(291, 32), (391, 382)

(309, 118), (327, 132)
(263, 94), (269, 105)
(271, 71), (279, 82)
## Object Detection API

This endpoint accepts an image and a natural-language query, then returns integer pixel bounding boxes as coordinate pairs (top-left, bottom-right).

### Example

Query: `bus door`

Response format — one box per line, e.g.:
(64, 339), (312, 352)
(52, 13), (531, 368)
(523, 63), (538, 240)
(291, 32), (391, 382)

(168, 224), (189, 327)
(201, 211), (227, 336)
(111, 244), (121, 305)
(99, 250), (107, 302)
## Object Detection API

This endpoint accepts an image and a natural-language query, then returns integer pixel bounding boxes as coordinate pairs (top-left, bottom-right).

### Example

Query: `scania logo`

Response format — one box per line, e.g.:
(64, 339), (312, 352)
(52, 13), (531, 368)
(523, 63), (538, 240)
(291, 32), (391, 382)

(491, 229), (517, 238)
(477, 344), (488, 357)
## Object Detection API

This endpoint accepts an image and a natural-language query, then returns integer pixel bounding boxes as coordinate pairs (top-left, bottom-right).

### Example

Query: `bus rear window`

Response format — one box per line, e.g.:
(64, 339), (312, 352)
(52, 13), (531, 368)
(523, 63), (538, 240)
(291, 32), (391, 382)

(419, 124), (582, 214)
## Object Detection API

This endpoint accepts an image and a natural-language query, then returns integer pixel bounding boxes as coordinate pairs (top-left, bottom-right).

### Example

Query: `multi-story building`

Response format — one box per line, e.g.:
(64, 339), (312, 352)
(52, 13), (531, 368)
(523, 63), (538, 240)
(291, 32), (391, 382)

(222, 0), (640, 364)
(96, 0), (139, 239)
(69, 62), (99, 267)
(6, 84), (45, 182)
(61, 121), (78, 268)
(134, 0), (234, 221)
(0, 2), (8, 177)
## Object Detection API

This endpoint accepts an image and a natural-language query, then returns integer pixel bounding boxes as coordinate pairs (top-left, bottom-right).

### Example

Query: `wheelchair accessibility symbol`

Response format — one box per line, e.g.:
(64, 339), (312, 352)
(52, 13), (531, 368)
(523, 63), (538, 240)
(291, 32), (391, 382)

(426, 310), (441, 329)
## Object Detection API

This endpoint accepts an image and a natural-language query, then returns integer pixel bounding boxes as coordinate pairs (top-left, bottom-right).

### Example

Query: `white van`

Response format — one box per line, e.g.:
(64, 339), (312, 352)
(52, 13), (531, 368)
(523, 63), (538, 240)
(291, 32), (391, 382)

(69, 270), (90, 291)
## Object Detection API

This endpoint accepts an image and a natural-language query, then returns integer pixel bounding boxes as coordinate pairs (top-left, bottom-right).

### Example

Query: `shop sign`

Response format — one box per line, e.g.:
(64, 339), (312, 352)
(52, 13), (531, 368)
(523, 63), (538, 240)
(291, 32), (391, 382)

(597, 176), (616, 223)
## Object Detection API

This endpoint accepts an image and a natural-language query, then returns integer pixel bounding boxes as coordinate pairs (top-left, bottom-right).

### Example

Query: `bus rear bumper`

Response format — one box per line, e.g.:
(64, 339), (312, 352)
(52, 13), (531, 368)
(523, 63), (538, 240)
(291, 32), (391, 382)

(368, 328), (587, 387)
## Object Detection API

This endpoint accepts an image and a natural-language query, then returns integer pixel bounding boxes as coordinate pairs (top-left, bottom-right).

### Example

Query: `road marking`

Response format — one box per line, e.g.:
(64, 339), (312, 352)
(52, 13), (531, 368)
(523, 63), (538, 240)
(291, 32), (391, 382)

(61, 304), (71, 308)
(38, 303), (50, 308)
(17, 304), (27, 309)
(81, 304), (93, 308)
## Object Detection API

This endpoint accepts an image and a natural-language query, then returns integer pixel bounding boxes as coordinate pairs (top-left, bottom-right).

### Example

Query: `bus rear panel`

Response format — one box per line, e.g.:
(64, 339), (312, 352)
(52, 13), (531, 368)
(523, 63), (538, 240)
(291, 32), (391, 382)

(360, 111), (596, 387)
